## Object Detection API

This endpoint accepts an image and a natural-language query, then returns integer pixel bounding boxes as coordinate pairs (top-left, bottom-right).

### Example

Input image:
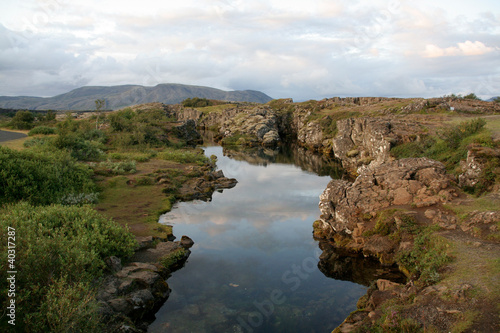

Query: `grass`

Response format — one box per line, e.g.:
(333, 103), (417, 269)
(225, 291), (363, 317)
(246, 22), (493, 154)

(0, 136), (29, 150)
(363, 209), (399, 237)
(157, 147), (209, 164)
(391, 119), (498, 189)
(108, 150), (157, 162)
(397, 226), (453, 286)
(440, 239), (500, 301)
(95, 175), (174, 238)
(196, 103), (237, 114)
(444, 195), (500, 220)
(450, 310), (480, 333)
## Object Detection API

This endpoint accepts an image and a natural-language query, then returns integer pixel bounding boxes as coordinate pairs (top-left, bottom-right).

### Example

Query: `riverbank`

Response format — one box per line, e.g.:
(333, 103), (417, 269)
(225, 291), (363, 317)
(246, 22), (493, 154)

(0, 107), (237, 331)
(1, 97), (499, 332)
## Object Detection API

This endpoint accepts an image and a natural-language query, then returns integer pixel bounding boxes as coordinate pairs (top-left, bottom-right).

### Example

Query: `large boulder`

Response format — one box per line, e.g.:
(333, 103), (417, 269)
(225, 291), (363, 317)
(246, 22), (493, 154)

(218, 106), (281, 147)
(317, 158), (457, 238)
(330, 118), (424, 174)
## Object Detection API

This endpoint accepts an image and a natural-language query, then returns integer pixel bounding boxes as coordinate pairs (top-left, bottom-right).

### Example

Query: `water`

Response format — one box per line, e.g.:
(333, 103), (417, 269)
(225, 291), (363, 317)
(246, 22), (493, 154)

(148, 146), (367, 333)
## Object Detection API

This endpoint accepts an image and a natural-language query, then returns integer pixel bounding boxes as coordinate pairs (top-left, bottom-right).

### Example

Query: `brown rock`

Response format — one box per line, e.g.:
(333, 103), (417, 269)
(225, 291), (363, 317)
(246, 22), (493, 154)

(180, 235), (195, 249)
(376, 279), (401, 291)
(393, 187), (412, 205)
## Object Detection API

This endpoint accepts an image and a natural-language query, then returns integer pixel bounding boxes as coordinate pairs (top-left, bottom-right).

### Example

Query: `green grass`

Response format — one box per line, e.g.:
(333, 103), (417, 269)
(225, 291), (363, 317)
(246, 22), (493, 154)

(397, 226), (453, 286)
(196, 103), (236, 114)
(391, 119), (497, 183)
(157, 147), (209, 164)
(108, 150), (157, 162)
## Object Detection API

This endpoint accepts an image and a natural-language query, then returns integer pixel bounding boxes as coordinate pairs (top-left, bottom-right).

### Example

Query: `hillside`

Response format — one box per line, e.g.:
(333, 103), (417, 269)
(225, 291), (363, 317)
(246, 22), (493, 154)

(0, 83), (273, 110)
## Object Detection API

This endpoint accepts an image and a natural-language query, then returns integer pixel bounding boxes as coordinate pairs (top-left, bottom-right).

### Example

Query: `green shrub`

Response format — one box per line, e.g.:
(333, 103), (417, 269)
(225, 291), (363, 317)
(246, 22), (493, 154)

(22, 136), (55, 148)
(0, 203), (136, 332)
(54, 132), (105, 161)
(440, 118), (486, 149)
(463, 93), (481, 100)
(9, 110), (35, 130)
(28, 126), (57, 136)
(0, 146), (97, 205)
(106, 107), (174, 148)
(182, 97), (214, 108)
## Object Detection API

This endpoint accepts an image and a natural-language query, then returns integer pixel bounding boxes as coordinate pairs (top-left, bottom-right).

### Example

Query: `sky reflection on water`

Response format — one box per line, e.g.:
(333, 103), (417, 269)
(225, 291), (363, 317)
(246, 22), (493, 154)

(149, 146), (366, 333)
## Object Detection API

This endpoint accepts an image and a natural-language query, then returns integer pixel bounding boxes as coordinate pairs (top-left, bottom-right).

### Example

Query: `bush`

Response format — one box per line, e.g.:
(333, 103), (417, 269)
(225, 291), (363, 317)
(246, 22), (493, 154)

(0, 146), (97, 205)
(0, 203), (136, 332)
(463, 93), (480, 100)
(22, 136), (55, 148)
(9, 110), (35, 130)
(182, 97), (214, 108)
(28, 126), (57, 136)
(54, 133), (105, 161)
(106, 107), (173, 148)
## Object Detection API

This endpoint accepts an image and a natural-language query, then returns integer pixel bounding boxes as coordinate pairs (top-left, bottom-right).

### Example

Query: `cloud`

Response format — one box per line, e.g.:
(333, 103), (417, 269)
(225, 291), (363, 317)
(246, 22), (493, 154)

(423, 41), (496, 58)
(0, 0), (499, 99)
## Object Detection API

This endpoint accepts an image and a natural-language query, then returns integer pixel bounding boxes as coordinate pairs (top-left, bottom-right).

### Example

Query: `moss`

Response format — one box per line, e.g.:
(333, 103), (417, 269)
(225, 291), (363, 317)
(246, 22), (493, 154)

(160, 248), (188, 269)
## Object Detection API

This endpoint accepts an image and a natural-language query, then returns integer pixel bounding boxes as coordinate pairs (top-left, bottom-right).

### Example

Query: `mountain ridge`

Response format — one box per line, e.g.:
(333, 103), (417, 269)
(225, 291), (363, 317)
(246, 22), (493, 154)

(0, 83), (273, 110)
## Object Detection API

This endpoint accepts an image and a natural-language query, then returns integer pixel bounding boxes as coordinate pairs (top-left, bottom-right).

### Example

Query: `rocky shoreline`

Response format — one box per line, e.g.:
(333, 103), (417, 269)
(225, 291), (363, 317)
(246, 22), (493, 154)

(95, 98), (499, 332)
(96, 165), (237, 332)
(311, 125), (500, 331)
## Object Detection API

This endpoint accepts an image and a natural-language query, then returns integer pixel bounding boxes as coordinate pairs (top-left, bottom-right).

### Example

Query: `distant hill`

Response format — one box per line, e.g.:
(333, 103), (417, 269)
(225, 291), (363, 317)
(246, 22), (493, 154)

(0, 84), (273, 110)
(487, 96), (499, 102)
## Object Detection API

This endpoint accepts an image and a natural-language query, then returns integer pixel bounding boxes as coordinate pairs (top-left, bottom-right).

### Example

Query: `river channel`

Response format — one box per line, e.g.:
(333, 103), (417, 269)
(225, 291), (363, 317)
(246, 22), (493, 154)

(148, 145), (367, 333)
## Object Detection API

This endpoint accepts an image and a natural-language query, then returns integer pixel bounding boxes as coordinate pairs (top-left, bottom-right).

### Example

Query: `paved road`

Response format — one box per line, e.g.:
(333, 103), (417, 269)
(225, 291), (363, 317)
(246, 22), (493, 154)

(0, 129), (27, 142)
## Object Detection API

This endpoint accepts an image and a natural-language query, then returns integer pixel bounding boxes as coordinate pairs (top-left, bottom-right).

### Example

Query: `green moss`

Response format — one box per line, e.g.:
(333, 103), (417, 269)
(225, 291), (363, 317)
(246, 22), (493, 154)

(160, 248), (188, 269)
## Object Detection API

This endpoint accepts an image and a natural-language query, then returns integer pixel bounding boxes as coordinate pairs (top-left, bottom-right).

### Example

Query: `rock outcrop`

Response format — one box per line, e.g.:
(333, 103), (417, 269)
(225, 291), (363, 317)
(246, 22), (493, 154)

(329, 118), (425, 174)
(173, 119), (203, 146)
(98, 238), (194, 332)
(177, 168), (238, 201)
(315, 158), (457, 262)
(459, 144), (500, 191)
(218, 106), (281, 147)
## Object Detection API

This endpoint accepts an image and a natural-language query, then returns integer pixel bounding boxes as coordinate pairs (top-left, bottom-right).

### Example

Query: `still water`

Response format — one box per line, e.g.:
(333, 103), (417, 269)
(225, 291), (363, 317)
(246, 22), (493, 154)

(148, 146), (367, 333)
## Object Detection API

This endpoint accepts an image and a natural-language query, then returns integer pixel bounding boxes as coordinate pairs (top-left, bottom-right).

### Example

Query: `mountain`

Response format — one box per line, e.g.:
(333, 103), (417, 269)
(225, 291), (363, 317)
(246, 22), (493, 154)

(0, 84), (273, 110)
(487, 96), (499, 102)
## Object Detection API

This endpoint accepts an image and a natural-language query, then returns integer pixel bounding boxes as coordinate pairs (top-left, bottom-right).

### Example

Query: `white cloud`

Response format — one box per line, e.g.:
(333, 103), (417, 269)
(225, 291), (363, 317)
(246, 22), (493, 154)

(0, 0), (499, 99)
(423, 41), (496, 58)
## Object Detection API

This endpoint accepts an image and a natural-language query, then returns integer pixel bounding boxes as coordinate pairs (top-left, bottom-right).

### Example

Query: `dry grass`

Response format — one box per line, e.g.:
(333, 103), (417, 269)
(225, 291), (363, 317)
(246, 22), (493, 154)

(0, 128), (30, 150)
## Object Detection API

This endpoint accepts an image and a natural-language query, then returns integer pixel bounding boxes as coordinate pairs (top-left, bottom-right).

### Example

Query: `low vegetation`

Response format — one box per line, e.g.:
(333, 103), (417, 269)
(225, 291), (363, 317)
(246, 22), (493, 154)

(0, 102), (217, 330)
(0, 146), (96, 206)
(391, 118), (499, 195)
(0, 203), (136, 332)
(397, 226), (452, 286)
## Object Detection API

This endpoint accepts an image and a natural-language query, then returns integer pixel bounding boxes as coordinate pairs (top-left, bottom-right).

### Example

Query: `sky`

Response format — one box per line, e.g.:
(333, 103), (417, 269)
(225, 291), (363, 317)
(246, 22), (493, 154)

(0, 0), (499, 101)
